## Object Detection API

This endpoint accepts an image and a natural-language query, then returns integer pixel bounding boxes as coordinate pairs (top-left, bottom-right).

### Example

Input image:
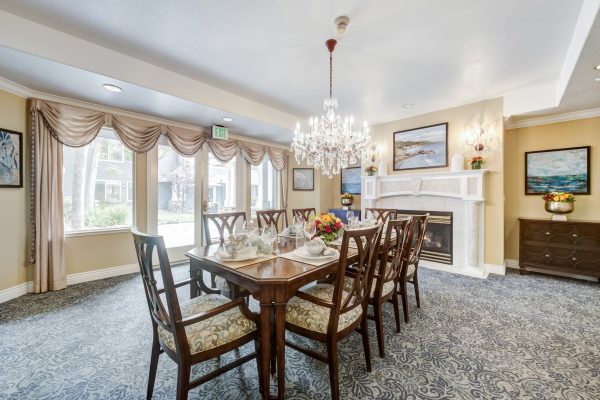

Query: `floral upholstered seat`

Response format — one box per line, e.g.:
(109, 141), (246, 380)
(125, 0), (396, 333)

(343, 276), (395, 299)
(157, 294), (256, 355)
(285, 284), (362, 334)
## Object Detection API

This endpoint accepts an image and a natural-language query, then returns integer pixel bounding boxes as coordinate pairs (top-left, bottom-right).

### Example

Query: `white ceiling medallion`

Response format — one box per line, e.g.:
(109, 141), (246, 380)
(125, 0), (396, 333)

(291, 33), (372, 178)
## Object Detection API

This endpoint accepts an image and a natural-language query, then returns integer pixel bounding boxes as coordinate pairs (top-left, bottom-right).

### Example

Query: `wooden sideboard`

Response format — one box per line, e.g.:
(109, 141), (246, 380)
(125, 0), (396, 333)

(519, 218), (600, 279)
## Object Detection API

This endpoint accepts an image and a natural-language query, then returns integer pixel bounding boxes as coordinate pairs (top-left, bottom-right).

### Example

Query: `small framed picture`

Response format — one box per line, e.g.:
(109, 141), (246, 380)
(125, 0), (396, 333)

(0, 128), (23, 188)
(341, 166), (361, 195)
(525, 146), (590, 195)
(293, 168), (314, 191)
(393, 123), (448, 171)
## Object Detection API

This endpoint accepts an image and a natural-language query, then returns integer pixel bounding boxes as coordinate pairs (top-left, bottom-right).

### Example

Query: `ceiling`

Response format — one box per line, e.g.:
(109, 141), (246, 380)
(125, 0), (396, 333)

(0, 0), (597, 139)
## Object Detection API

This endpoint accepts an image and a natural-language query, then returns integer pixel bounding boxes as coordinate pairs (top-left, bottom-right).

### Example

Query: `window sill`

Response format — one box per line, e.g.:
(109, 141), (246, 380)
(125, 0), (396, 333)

(65, 227), (132, 238)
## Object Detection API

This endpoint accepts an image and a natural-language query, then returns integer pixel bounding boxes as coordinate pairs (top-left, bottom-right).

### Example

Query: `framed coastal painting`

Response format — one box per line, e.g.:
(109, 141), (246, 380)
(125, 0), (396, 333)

(0, 128), (23, 188)
(525, 146), (590, 195)
(393, 122), (448, 171)
(293, 168), (314, 191)
(341, 166), (361, 195)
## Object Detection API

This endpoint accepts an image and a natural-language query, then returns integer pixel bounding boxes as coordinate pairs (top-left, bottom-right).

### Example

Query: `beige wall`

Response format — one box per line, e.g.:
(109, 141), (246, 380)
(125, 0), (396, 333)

(369, 98), (505, 266)
(0, 90), (30, 290)
(504, 117), (600, 260)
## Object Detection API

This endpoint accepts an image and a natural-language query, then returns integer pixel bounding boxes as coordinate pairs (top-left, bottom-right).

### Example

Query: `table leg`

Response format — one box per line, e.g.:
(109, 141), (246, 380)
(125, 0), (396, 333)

(259, 300), (272, 400)
(274, 301), (287, 400)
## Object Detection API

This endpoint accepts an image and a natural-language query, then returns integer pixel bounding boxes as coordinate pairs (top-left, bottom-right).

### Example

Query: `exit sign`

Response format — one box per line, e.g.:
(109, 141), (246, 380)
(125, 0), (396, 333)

(211, 125), (228, 140)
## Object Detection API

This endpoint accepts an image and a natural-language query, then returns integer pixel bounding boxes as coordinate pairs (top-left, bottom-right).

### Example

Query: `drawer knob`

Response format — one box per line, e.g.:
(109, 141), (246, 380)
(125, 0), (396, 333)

(545, 232), (551, 236)
(572, 234), (578, 238)
(545, 254), (551, 258)
(572, 257), (578, 261)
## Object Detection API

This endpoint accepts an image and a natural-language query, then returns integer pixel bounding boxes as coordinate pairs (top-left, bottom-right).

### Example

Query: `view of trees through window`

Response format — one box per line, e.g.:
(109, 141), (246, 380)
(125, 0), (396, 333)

(63, 128), (133, 232)
(251, 157), (278, 217)
(157, 140), (195, 247)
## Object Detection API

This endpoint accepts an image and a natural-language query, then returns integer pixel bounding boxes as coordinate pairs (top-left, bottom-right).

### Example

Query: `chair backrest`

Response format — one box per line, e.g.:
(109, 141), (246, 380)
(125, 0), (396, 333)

(329, 225), (382, 334)
(408, 214), (429, 266)
(373, 218), (412, 296)
(203, 211), (246, 245)
(131, 229), (188, 355)
(256, 209), (288, 233)
(292, 208), (316, 222)
(364, 208), (398, 225)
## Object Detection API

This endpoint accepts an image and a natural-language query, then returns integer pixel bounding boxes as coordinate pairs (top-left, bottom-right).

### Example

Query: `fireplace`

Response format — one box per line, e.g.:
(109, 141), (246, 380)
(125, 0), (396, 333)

(397, 210), (453, 265)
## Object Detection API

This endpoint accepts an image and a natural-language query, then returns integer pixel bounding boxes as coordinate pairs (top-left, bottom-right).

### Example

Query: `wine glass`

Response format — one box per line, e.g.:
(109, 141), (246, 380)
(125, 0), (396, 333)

(346, 210), (355, 229)
(262, 224), (278, 254)
(304, 220), (317, 241)
(292, 215), (304, 235)
(243, 219), (259, 236)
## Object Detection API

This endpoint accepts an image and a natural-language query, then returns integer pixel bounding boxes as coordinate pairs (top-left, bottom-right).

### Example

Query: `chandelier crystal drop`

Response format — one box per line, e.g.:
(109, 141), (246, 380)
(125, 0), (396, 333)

(291, 39), (372, 178)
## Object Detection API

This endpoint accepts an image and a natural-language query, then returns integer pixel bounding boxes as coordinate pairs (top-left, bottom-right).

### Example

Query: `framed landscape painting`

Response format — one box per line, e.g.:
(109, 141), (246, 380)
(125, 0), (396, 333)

(525, 146), (590, 195)
(341, 166), (361, 195)
(0, 128), (23, 188)
(393, 122), (448, 171)
(293, 168), (314, 191)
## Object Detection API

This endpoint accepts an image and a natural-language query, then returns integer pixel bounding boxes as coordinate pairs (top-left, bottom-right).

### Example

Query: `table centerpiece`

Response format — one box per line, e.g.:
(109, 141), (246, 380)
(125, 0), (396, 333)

(312, 213), (344, 243)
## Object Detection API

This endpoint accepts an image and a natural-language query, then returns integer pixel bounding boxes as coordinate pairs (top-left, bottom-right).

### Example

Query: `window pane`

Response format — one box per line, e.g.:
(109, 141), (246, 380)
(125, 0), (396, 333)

(157, 140), (194, 247)
(251, 157), (278, 217)
(207, 152), (236, 213)
(63, 128), (133, 232)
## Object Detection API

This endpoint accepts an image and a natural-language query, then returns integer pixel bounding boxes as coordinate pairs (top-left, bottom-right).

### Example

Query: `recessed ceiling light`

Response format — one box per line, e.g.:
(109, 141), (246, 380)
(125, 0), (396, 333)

(103, 84), (122, 93)
(222, 117), (233, 122)
(595, 64), (600, 70)
(595, 77), (600, 82)
(402, 103), (414, 109)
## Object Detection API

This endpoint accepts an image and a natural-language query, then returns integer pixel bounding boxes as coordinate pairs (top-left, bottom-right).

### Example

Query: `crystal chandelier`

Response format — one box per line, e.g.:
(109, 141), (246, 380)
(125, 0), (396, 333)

(291, 39), (372, 178)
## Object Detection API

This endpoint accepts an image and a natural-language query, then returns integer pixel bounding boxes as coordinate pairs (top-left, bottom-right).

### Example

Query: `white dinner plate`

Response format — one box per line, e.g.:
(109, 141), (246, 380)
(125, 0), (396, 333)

(294, 247), (339, 261)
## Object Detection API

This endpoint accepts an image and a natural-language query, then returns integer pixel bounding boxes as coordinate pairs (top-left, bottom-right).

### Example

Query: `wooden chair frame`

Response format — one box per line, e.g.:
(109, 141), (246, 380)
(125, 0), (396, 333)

(284, 225), (383, 400)
(291, 208), (316, 223)
(364, 208), (398, 225)
(397, 214), (429, 323)
(131, 229), (261, 400)
(256, 209), (288, 233)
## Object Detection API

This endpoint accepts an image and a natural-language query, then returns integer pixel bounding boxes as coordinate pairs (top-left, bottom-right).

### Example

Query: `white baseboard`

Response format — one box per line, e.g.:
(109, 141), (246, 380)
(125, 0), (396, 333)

(66, 263), (139, 285)
(419, 260), (489, 279)
(0, 263), (141, 304)
(484, 263), (506, 275)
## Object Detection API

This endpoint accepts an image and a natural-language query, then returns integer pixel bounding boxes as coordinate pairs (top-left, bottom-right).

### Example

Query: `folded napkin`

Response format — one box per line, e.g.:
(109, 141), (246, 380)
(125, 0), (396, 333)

(247, 236), (273, 255)
(280, 225), (299, 237)
(215, 245), (258, 260)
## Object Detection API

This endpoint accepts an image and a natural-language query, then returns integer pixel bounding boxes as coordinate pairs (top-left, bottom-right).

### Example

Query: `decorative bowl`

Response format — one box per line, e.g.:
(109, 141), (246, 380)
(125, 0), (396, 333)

(341, 198), (353, 206)
(544, 201), (574, 215)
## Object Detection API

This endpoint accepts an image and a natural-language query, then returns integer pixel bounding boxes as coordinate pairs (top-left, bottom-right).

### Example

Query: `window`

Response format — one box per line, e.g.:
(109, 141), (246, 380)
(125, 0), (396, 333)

(207, 152), (236, 214)
(251, 157), (279, 216)
(63, 127), (134, 232)
(157, 139), (195, 248)
(127, 181), (133, 202)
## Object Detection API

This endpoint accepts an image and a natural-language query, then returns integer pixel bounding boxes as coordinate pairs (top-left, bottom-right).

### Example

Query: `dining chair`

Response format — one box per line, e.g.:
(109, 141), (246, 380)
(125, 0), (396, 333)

(364, 208), (398, 224)
(202, 211), (247, 289)
(291, 207), (316, 222)
(397, 214), (429, 323)
(256, 209), (288, 233)
(345, 218), (412, 358)
(284, 225), (382, 400)
(131, 229), (261, 400)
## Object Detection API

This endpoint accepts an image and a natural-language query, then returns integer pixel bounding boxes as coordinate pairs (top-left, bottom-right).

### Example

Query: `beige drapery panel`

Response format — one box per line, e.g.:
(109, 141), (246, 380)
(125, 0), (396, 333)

(30, 98), (289, 292)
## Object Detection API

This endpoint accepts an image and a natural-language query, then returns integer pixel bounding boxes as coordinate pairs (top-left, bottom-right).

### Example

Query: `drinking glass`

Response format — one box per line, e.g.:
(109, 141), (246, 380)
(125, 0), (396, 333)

(305, 220), (317, 240)
(262, 224), (278, 254)
(346, 210), (355, 229)
(243, 219), (259, 236)
(292, 215), (304, 235)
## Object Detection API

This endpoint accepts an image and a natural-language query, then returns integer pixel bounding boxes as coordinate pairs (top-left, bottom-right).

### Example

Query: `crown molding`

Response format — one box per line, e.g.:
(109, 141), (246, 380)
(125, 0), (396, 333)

(505, 108), (600, 130)
(0, 75), (289, 150)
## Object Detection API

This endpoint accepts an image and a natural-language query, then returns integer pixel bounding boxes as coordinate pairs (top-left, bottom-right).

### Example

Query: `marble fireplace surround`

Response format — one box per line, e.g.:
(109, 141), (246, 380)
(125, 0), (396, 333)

(362, 169), (490, 279)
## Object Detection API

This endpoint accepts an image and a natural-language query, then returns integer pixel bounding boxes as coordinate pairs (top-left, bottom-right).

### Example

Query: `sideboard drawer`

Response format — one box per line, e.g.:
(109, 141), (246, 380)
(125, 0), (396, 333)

(575, 225), (600, 248)
(521, 221), (578, 246)
(573, 249), (600, 274)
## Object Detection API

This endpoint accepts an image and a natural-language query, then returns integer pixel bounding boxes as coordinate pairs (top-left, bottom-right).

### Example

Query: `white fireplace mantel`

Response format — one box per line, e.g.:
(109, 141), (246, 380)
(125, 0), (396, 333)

(362, 169), (488, 202)
(361, 169), (491, 279)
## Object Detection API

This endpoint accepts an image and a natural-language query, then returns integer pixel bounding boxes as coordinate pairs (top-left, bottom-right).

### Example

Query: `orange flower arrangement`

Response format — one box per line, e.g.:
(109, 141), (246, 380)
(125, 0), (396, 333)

(312, 213), (344, 243)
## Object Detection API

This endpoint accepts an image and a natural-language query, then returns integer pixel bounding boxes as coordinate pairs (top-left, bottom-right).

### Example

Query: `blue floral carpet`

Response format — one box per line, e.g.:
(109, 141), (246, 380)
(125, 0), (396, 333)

(0, 266), (599, 399)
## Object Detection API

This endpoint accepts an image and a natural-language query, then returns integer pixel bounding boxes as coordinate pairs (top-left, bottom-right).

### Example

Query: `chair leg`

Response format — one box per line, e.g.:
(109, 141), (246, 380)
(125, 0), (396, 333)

(176, 362), (191, 400)
(400, 281), (410, 323)
(146, 332), (160, 400)
(391, 291), (402, 333)
(373, 302), (385, 358)
(326, 338), (340, 400)
(360, 316), (372, 373)
(413, 271), (421, 308)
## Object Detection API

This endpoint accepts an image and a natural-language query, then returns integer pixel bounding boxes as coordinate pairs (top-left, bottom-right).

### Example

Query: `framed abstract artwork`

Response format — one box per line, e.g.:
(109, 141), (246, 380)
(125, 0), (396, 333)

(293, 168), (314, 191)
(393, 122), (448, 171)
(0, 128), (23, 188)
(525, 146), (590, 195)
(340, 166), (361, 195)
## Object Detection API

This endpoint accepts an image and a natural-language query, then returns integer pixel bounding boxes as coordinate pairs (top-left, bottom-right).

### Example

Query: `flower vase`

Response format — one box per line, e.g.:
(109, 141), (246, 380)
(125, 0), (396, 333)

(367, 171), (375, 176)
(471, 162), (482, 170)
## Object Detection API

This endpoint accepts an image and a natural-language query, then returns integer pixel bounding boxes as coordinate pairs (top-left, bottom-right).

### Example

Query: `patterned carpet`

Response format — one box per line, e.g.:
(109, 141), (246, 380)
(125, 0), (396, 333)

(1, 266), (599, 400)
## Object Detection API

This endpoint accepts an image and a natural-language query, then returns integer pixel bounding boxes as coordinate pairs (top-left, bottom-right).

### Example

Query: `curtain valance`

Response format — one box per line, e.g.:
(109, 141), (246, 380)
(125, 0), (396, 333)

(29, 98), (289, 292)
(31, 99), (289, 170)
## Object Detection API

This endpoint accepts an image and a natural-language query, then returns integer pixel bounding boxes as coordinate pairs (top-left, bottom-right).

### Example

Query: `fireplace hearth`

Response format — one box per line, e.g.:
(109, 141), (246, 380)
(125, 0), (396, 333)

(397, 210), (453, 265)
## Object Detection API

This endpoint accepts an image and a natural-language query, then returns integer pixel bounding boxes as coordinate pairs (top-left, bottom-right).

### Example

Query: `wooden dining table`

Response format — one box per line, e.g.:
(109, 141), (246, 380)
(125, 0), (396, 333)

(186, 237), (358, 400)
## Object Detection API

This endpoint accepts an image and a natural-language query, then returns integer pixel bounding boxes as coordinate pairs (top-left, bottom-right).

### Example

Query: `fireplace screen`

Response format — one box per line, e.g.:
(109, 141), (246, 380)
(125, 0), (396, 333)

(396, 210), (453, 265)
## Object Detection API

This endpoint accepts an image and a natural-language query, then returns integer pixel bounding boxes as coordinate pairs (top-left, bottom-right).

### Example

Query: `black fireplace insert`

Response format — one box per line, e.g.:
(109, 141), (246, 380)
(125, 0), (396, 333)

(396, 209), (453, 265)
